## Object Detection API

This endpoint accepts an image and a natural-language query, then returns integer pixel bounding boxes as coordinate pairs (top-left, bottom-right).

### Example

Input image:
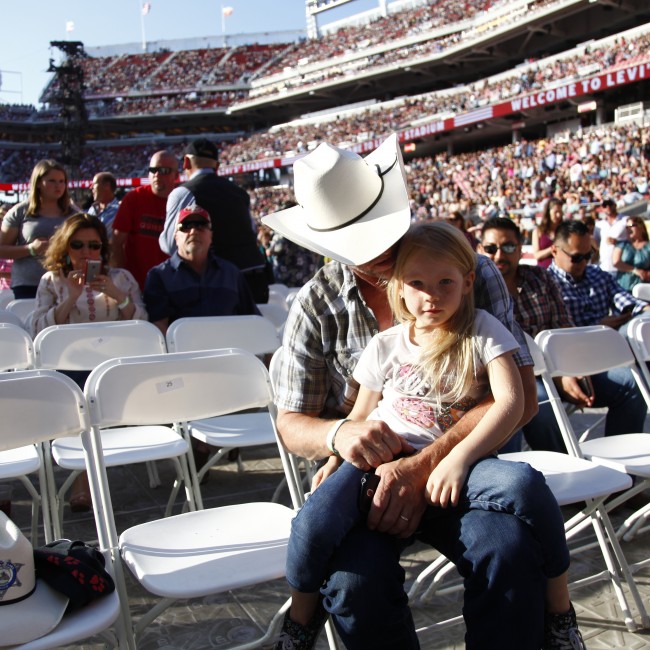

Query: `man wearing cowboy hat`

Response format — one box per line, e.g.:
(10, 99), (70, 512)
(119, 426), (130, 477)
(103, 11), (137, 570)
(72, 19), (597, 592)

(263, 134), (549, 649)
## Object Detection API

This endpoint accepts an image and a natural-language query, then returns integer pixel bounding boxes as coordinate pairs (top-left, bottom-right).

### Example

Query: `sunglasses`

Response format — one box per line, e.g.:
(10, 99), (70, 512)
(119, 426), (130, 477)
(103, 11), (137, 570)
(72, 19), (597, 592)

(560, 248), (592, 264)
(70, 240), (102, 251)
(178, 220), (211, 233)
(481, 243), (518, 255)
(148, 166), (175, 175)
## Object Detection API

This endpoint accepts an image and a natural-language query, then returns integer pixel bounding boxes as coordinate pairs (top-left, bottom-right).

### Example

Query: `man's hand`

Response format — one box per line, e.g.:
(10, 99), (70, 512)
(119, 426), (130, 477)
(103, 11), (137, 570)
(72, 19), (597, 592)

(366, 454), (429, 538)
(335, 420), (413, 471)
(556, 376), (594, 408)
(600, 313), (632, 330)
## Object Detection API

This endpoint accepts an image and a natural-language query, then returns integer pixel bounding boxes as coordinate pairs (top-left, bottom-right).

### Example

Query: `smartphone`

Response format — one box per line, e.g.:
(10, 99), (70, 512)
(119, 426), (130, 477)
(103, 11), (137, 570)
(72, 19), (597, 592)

(577, 377), (593, 398)
(358, 472), (380, 515)
(84, 259), (102, 283)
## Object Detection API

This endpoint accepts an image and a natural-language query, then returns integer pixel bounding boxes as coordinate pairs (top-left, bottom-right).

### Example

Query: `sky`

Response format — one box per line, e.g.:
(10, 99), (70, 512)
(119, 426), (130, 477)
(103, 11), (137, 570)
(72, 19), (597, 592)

(0, 0), (383, 107)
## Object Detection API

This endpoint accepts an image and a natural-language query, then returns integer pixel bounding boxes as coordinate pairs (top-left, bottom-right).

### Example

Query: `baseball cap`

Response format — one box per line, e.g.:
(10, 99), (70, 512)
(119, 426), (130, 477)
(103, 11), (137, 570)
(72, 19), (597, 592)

(177, 205), (211, 226)
(184, 138), (219, 161)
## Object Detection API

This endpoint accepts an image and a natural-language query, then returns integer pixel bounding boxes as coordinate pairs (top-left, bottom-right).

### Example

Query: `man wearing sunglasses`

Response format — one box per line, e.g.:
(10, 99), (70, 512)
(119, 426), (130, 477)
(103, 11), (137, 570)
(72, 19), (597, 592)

(481, 217), (649, 453)
(549, 220), (649, 330)
(144, 204), (259, 336)
(111, 150), (179, 290)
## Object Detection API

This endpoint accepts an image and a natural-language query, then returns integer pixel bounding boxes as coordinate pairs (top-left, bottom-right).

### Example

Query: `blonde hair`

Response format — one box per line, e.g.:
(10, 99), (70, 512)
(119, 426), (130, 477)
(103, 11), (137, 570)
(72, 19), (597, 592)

(387, 221), (477, 403)
(27, 159), (71, 217)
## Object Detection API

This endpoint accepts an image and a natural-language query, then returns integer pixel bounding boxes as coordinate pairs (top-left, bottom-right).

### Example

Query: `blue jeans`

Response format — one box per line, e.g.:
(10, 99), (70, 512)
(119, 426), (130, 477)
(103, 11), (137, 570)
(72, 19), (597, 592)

(287, 457), (564, 649)
(523, 371), (646, 453)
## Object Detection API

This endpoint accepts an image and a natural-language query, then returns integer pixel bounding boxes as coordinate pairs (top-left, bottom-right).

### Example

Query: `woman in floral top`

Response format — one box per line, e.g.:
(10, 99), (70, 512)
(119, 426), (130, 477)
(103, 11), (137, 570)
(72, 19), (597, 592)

(31, 212), (146, 512)
(32, 212), (146, 335)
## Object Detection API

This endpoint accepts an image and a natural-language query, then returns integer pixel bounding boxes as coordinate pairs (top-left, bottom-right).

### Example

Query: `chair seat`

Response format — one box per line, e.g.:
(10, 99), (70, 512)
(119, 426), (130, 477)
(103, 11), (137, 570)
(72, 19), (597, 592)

(500, 451), (633, 506)
(119, 502), (294, 599)
(52, 426), (189, 470)
(0, 445), (40, 478)
(15, 589), (121, 650)
(188, 413), (276, 448)
(580, 434), (650, 477)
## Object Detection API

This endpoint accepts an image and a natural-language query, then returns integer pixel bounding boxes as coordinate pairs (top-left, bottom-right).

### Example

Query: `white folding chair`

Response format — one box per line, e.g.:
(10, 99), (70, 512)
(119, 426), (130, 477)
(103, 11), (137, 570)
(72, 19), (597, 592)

(410, 333), (645, 633)
(165, 315), (282, 506)
(83, 348), (302, 648)
(0, 370), (125, 649)
(615, 317), (650, 542)
(632, 282), (650, 301)
(536, 325), (650, 629)
(0, 288), (14, 308)
(5, 298), (35, 325)
(33, 320), (195, 538)
(268, 283), (290, 298)
(257, 301), (289, 334)
(0, 307), (28, 329)
(0, 323), (48, 543)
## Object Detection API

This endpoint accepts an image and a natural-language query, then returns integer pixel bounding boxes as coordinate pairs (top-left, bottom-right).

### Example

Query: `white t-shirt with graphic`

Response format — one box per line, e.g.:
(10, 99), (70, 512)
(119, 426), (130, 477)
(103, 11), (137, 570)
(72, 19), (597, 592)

(353, 309), (519, 450)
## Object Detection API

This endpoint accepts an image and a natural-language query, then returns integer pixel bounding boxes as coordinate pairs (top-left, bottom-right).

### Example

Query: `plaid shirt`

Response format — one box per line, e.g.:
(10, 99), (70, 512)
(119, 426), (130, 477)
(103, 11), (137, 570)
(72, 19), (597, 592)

(548, 262), (648, 326)
(513, 265), (574, 338)
(276, 255), (532, 418)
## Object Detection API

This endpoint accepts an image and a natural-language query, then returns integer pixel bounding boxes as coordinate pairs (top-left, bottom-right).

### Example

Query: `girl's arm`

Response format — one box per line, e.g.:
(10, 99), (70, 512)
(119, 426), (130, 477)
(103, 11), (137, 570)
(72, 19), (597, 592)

(348, 385), (382, 422)
(426, 351), (523, 508)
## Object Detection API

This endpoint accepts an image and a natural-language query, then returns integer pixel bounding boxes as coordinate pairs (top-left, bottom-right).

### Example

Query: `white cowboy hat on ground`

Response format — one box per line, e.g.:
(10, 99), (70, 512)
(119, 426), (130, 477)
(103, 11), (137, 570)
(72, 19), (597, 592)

(0, 511), (69, 645)
(262, 133), (411, 266)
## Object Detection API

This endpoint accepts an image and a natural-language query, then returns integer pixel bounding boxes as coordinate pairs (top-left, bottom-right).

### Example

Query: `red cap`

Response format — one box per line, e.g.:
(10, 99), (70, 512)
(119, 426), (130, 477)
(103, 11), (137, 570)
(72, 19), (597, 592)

(178, 205), (210, 224)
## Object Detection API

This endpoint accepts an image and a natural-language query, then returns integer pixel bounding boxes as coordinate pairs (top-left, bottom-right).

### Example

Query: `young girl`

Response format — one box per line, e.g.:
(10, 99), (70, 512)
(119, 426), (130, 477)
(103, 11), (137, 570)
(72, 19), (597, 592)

(276, 222), (583, 650)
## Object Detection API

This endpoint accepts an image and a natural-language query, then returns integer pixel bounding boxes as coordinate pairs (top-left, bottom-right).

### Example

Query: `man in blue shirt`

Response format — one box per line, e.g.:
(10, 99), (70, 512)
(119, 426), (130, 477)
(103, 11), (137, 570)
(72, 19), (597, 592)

(144, 204), (259, 335)
(548, 219), (649, 329)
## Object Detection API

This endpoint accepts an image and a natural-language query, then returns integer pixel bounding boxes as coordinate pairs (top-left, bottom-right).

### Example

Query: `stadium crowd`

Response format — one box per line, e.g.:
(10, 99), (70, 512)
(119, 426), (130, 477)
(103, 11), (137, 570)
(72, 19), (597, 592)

(3, 0), (643, 122)
(220, 27), (650, 164)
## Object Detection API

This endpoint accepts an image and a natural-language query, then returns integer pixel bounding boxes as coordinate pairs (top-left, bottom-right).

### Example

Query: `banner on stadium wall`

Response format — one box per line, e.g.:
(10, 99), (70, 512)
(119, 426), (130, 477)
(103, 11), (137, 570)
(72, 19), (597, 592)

(0, 177), (147, 193)
(1, 60), (647, 191)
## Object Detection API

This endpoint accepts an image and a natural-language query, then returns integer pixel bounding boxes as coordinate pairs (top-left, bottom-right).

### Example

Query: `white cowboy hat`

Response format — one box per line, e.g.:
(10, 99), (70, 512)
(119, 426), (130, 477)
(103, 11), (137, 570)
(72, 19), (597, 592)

(0, 511), (69, 645)
(262, 133), (411, 266)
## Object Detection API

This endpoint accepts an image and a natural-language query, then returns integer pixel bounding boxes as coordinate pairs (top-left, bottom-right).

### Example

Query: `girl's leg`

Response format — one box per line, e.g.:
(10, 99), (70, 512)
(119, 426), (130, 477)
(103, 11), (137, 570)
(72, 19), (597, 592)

(285, 462), (369, 625)
(460, 456), (570, 580)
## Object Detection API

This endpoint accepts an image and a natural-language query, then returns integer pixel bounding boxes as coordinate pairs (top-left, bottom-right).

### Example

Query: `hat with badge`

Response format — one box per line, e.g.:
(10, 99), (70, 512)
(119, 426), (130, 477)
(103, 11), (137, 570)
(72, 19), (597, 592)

(0, 511), (69, 645)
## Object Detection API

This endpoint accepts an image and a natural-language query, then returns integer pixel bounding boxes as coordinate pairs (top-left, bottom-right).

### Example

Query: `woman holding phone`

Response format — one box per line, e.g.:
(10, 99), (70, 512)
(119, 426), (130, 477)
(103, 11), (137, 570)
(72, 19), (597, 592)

(32, 212), (146, 335)
(32, 212), (146, 511)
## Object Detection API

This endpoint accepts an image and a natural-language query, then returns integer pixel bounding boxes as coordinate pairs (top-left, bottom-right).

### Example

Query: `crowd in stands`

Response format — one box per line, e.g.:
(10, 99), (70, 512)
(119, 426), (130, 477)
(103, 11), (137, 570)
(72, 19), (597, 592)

(39, 43), (290, 108)
(2, 122), (648, 232)
(3, 21), (645, 170)
(2, 0), (634, 122)
(243, 0), (566, 100)
(219, 28), (650, 164)
(241, 123), (650, 233)
(404, 123), (650, 224)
